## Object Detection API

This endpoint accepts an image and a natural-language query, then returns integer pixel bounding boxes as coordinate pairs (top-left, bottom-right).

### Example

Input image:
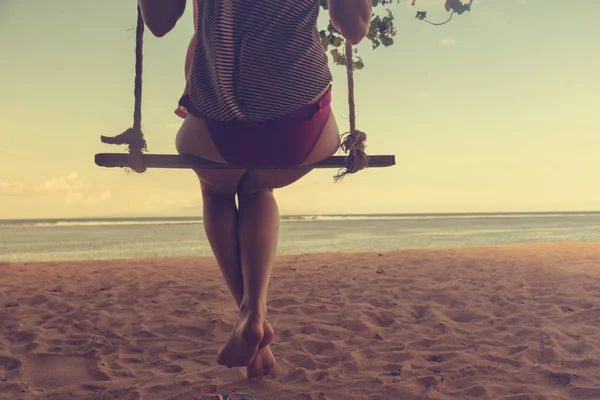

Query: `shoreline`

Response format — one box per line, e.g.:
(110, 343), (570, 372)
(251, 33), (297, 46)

(2, 241), (598, 265)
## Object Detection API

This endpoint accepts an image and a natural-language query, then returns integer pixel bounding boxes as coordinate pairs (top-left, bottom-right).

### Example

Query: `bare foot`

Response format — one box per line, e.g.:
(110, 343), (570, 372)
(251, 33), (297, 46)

(247, 321), (275, 381)
(217, 309), (264, 368)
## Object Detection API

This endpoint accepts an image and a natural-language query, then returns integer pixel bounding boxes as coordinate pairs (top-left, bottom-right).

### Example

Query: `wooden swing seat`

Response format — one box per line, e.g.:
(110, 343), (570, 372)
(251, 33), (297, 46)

(95, 153), (396, 170)
(98, 7), (396, 180)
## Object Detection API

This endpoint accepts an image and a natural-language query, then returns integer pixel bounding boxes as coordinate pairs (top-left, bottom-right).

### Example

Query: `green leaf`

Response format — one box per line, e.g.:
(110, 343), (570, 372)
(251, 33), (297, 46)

(381, 36), (394, 47)
(319, 0), (400, 69)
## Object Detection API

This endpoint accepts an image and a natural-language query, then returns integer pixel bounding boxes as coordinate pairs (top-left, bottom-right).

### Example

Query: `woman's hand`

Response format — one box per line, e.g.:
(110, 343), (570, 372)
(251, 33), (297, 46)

(328, 0), (372, 45)
(138, 0), (187, 37)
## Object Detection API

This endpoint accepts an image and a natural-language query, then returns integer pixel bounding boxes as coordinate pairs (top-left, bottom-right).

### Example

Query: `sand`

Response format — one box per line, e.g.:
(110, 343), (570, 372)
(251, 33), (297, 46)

(1, 243), (600, 400)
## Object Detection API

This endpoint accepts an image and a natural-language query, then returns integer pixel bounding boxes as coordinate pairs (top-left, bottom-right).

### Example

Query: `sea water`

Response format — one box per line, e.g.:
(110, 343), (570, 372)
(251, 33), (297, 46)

(1, 212), (599, 262)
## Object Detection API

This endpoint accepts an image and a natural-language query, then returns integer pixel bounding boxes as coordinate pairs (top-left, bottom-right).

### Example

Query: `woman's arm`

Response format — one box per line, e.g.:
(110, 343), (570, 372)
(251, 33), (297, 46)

(328, 0), (372, 45)
(138, 0), (187, 37)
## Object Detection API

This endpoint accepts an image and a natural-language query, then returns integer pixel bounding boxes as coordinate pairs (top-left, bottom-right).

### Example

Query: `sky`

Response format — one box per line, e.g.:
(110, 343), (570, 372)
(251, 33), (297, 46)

(1, 0), (599, 219)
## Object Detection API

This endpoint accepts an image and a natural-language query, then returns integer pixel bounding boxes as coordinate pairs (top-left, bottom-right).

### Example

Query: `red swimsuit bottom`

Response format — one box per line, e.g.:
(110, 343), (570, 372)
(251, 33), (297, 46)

(178, 87), (332, 167)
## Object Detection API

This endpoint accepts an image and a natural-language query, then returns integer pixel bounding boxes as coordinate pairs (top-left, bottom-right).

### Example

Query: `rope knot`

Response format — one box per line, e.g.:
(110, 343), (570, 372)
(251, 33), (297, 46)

(100, 127), (147, 173)
(334, 129), (368, 182)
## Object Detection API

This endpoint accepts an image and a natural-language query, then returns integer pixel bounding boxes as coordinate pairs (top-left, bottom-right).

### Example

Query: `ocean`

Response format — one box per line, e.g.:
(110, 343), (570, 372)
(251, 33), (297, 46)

(1, 212), (599, 262)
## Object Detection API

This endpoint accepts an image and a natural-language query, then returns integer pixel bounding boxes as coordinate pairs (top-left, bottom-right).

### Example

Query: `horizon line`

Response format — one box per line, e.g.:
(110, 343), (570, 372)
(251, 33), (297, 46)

(2, 210), (599, 222)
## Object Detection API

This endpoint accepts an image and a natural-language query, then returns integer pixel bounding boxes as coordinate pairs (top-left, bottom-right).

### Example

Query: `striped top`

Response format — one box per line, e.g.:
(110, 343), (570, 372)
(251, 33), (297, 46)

(188, 0), (333, 122)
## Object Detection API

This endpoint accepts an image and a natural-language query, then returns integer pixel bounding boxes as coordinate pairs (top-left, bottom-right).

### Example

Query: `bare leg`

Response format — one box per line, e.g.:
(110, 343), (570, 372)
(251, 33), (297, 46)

(178, 99), (340, 375)
(201, 185), (244, 304)
(239, 190), (279, 312)
(217, 190), (279, 368)
(201, 183), (275, 379)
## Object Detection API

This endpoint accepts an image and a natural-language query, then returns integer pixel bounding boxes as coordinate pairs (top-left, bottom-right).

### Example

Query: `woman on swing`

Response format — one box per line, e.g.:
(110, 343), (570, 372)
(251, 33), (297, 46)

(138, 0), (371, 380)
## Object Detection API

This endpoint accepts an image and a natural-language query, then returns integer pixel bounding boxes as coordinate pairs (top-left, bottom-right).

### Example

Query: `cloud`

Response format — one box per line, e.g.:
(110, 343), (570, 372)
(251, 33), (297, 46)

(38, 171), (86, 192)
(65, 192), (85, 205)
(85, 190), (112, 205)
(143, 192), (201, 211)
(0, 181), (25, 195)
(65, 190), (112, 206)
(439, 38), (459, 46)
(1, 172), (112, 208)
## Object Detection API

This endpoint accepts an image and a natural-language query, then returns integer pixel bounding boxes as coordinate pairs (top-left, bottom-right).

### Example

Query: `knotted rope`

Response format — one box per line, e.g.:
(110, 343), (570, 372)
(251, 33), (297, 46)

(100, 6), (147, 173)
(101, 7), (369, 180)
(333, 40), (369, 182)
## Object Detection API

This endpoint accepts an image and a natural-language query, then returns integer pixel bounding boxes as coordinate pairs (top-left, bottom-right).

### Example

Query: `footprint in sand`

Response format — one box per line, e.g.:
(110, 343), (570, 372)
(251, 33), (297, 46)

(287, 353), (319, 370)
(0, 356), (21, 381)
(300, 339), (338, 356)
(427, 353), (457, 363)
(411, 305), (431, 321)
(22, 352), (110, 391)
(447, 310), (488, 324)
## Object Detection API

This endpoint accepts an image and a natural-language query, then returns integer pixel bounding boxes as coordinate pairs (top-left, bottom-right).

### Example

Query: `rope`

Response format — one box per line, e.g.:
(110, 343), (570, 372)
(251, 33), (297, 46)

(346, 41), (357, 133)
(101, 7), (369, 180)
(333, 40), (369, 182)
(132, 6), (144, 138)
(100, 6), (147, 173)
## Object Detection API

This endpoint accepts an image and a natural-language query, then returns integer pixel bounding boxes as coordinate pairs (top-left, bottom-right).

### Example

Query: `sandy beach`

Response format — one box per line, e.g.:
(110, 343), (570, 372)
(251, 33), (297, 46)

(1, 242), (599, 400)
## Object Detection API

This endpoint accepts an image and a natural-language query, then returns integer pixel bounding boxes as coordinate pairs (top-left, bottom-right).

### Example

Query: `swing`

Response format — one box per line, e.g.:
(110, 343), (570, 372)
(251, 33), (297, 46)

(95, 7), (395, 180)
